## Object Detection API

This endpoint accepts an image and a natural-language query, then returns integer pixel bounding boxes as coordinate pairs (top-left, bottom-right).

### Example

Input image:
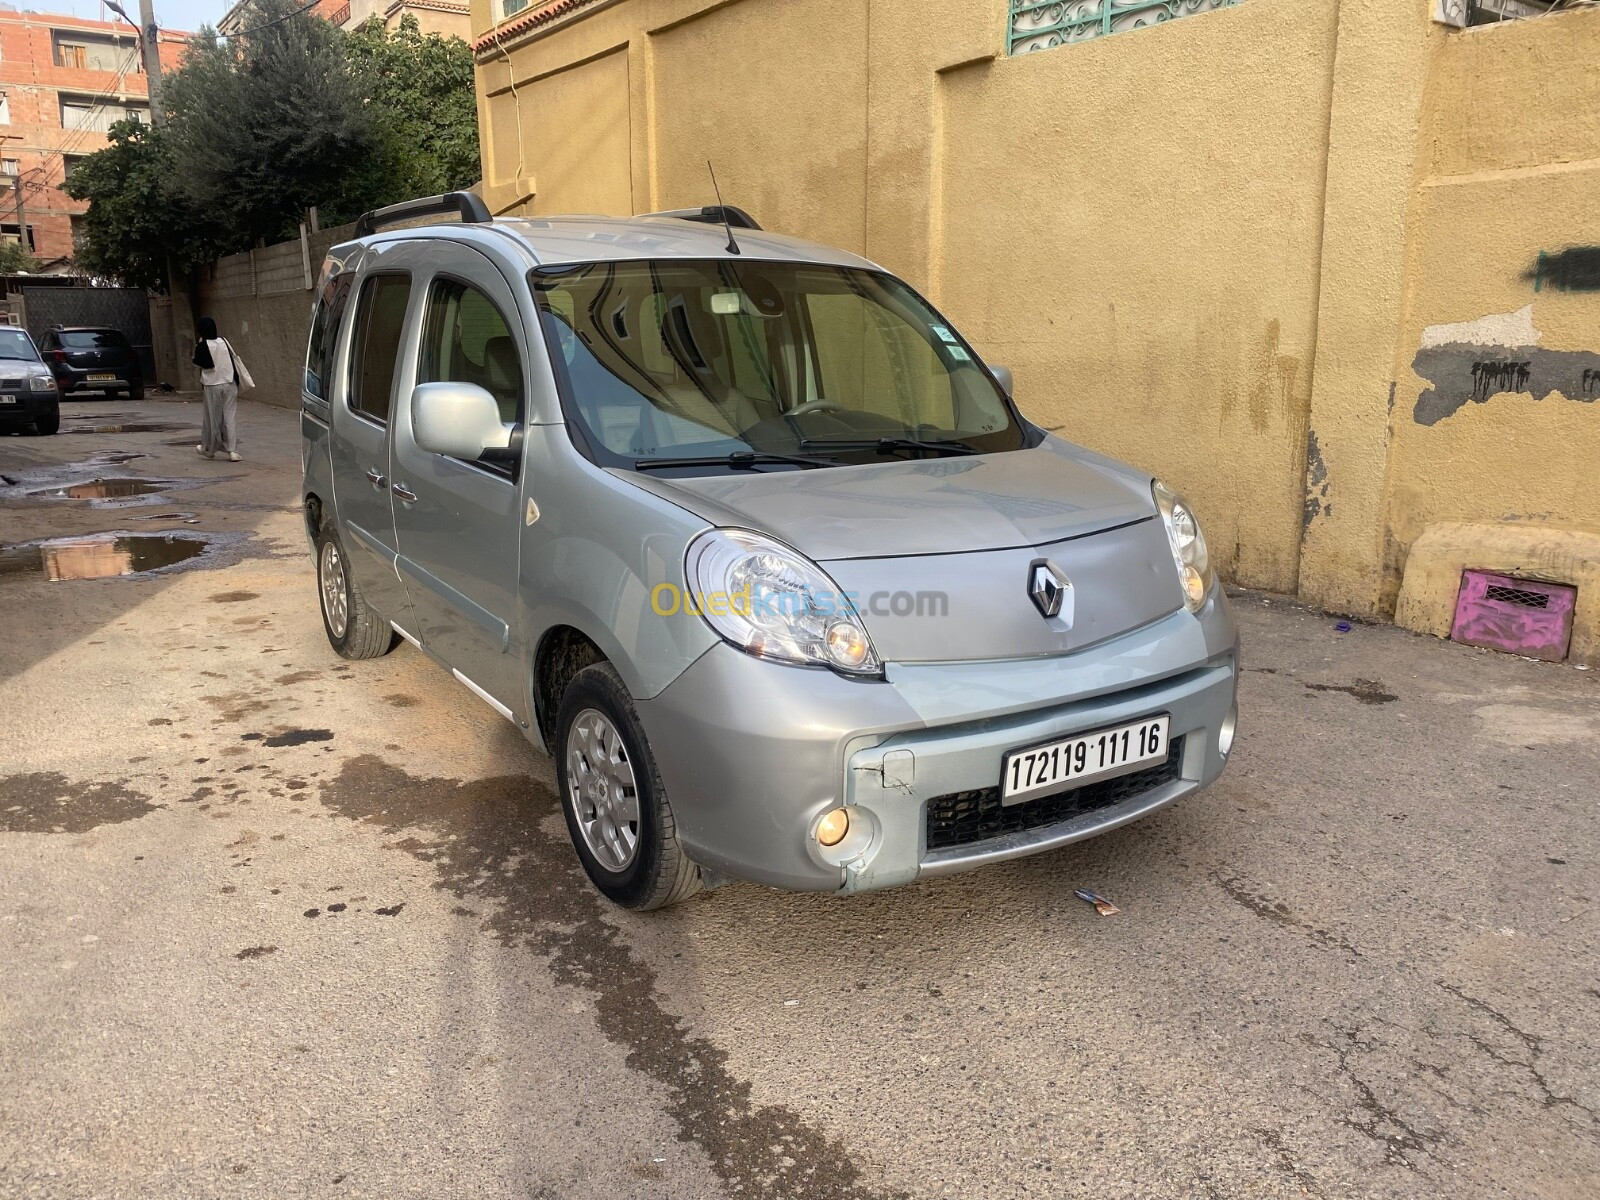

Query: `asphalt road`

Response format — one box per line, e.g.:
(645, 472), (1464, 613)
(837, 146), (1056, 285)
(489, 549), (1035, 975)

(2, 395), (1597, 1199)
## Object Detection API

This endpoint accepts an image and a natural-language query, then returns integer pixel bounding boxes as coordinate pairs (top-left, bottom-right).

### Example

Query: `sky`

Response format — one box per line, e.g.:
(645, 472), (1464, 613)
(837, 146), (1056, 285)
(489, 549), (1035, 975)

(4, 0), (240, 35)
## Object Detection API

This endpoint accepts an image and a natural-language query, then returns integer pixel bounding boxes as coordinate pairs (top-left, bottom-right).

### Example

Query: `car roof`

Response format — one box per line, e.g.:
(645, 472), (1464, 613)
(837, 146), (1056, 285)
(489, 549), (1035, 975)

(350, 214), (878, 272)
(52, 325), (124, 333)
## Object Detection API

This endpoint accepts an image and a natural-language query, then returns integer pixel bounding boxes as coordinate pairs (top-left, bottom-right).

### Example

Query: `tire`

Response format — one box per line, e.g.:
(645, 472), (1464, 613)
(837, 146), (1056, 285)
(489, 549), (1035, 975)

(128, 382), (145, 402)
(314, 525), (399, 660)
(31, 408), (59, 435)
(556, 663), (702, 910)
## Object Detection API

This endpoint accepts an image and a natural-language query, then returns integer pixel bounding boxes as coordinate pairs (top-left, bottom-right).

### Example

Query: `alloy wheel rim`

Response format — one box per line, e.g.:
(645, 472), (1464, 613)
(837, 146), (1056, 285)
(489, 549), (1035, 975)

(565, 708), (641, 872)
(320, 541), (349, 639)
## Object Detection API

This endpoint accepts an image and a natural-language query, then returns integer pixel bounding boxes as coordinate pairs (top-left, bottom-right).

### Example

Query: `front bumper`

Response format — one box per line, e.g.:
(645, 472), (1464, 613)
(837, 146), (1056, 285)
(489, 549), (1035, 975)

(634, 588), (1239, 894)
(0, 390), (56, 423)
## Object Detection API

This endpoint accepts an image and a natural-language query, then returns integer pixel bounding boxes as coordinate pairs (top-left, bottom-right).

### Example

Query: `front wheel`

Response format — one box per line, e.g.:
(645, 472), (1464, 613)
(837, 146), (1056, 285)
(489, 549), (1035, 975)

(32, 407), (59, 435)
(314, 526), (398, 659)
(556, 663), (701, 910)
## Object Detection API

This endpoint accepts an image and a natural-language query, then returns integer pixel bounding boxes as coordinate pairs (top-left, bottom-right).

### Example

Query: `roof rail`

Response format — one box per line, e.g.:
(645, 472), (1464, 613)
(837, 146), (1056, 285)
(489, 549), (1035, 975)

(354, 192), (493, 239)
(643, 205), (762, 231)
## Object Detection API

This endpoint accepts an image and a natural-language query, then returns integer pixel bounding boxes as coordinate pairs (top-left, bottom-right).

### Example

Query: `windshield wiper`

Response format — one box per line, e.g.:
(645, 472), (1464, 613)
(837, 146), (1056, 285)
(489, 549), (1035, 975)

(801, 436), (978, 457)
(634, 450), (839, 471)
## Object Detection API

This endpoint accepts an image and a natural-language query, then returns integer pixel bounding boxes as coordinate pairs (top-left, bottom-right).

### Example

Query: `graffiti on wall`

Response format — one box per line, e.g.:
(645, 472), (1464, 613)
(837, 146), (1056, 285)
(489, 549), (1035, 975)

(1410, 304), (1600, 425)
(1526, 247), (1600, 294)
(1413, 345), (1600, 424)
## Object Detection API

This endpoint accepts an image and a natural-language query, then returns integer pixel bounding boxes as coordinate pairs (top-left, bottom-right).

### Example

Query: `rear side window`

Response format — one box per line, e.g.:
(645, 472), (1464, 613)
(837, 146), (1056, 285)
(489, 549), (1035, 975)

(305, 270), (354, 401)
(349, 274), (412, 423)
(59, 330), (127, 349)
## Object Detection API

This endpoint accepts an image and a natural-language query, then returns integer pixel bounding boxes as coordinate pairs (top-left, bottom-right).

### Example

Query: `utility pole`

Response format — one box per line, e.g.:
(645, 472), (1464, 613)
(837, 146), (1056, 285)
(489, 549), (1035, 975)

(136, 0), (164, 125)
(105, 0), (164, 125)
(107, 0), (186, 388)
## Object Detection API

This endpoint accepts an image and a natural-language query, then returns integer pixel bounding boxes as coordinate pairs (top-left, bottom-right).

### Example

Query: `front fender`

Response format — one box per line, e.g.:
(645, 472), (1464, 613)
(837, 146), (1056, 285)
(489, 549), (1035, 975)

(517, 430), (720, 747)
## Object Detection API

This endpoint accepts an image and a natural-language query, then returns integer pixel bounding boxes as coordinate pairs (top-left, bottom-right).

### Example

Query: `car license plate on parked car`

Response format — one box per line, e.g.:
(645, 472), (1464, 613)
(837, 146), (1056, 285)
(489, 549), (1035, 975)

(1001, 714), (1171, 805)
(88, 373), (115, 382)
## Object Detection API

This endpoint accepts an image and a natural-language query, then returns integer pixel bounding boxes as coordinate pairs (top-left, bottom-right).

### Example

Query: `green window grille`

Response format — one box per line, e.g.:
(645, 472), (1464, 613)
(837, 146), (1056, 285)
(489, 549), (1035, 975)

(1008, 0), (1243, 54)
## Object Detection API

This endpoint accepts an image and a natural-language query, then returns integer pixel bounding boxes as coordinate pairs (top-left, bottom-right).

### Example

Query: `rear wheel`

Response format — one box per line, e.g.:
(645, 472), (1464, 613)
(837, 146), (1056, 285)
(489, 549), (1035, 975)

(128, 382), (145, 402)
(556, 663), (701, 910)
(314, 526), (398, 659)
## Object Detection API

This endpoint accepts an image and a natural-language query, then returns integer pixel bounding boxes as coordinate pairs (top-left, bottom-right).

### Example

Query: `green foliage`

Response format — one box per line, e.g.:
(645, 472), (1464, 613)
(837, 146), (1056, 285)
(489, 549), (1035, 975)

(62, 3), (481, 289)
(0, 240), (40, 275)
(63, 118), (226, 290)
(347, 17), (482, 200)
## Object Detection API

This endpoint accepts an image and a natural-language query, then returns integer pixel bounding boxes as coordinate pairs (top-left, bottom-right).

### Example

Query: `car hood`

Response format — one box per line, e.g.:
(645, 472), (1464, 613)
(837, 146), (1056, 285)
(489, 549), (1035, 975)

(619, 437), (1155, 561)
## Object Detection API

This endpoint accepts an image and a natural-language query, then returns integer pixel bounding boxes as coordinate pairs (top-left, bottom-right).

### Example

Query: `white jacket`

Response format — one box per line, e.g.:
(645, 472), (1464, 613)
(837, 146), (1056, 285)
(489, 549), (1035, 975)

(200, 338), (253, 389)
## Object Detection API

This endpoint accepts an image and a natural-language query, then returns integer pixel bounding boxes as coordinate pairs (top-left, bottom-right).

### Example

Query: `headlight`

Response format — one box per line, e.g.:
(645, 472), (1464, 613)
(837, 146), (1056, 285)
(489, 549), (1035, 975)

(684, 528), (882, 677)
(30, 374), (55, 391)
(1153, 480), (1213, 612)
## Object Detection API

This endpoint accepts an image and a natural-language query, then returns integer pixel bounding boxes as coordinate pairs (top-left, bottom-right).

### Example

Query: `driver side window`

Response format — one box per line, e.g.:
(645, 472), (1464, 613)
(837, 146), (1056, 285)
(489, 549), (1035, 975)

(418, 277), (524, 471)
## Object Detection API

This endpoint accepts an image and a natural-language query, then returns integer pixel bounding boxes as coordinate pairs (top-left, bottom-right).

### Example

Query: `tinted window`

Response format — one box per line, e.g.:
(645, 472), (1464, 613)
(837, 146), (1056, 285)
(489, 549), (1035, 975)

(58, 330), (128, 350)
(349, 274), (412, 423)
(418, 278), (523, 427)
(0, 328), (40, 362)
(305, 270), (354, 401)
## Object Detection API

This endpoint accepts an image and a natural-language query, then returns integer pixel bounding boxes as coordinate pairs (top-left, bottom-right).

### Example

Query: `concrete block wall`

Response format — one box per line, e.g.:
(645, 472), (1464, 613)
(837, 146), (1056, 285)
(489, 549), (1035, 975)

(174, 222), (355, 410)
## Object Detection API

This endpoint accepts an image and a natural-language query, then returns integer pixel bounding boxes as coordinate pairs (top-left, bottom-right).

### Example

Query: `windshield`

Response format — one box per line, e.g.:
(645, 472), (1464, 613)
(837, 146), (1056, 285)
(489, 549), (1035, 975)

(531, 260), (1025, 467)
(0, 329), (40, 362)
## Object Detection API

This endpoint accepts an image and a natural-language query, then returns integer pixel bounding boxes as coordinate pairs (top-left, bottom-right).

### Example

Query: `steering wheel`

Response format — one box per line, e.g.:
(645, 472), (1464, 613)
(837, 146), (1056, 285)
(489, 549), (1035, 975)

(786, 399), (843, 417)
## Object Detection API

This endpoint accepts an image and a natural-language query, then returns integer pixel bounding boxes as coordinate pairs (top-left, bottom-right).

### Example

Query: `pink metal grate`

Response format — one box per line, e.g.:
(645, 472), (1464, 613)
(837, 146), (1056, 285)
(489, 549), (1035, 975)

(1450, 570), (1576, 662)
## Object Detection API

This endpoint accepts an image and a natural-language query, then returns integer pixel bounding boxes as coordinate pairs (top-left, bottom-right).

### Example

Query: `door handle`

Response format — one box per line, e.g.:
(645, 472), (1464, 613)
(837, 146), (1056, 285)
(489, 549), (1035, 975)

(365, 467), (387, 489)
(392, 484), (418, 503)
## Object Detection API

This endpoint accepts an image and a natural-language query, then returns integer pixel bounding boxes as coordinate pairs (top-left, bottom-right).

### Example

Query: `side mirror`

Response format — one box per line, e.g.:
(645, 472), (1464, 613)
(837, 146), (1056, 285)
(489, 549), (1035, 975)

(411, 381), (513, 460)
(991, 365), (1014, 399)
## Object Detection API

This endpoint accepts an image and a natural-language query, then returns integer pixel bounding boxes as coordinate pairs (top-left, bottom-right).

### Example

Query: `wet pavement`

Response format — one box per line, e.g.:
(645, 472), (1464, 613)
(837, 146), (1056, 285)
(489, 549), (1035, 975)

(1, 395), (1597, 1199)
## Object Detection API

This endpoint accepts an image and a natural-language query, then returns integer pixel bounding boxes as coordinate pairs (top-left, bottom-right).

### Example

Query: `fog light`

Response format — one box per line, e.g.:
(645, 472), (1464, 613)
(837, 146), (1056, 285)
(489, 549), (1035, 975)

(1182, 564), (1207, 609)
(1218, 703), (1237, 756)
(816, 808), (850, 847)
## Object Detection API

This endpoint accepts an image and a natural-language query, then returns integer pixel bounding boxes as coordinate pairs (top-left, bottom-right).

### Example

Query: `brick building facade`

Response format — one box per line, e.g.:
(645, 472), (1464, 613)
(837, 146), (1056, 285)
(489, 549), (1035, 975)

(0, 10), (188, 270)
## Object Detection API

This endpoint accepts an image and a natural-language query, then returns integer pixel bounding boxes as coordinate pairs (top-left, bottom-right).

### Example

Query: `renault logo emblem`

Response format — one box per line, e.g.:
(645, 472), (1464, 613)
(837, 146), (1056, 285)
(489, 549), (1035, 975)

(1028, 559), (1072, 621)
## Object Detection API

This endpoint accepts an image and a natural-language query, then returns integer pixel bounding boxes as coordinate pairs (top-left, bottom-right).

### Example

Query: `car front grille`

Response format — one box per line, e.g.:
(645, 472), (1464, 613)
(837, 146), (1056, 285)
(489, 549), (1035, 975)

(924, 738), (1184, 853)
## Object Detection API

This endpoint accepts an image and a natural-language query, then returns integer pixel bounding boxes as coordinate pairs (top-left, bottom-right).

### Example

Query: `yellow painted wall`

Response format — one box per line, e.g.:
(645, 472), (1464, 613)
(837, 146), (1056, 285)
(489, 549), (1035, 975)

(931, 0), (1337, 592)
(470, 0), (1600, 648)
(1380, 8), (1600, 610)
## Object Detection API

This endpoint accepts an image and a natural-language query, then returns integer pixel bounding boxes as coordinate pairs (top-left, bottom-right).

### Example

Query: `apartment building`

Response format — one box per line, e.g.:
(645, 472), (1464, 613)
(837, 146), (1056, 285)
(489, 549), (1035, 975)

(220, 0), (469, 40)
(0, 9), (187, 270)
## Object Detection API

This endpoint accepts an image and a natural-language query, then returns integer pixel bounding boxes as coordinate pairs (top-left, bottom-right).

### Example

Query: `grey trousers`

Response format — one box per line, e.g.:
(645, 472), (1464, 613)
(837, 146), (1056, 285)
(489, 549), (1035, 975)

(201, 382), (238, 454)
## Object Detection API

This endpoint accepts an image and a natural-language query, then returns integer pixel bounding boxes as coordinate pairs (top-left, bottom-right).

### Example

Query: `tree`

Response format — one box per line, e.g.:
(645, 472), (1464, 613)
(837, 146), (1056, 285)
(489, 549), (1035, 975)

(63, 119), (226, 291)
(162, 1), (382, 248)
(346, 17), (480, 201)
(62, 1), (482, 288)
(0, 240), (40, 274)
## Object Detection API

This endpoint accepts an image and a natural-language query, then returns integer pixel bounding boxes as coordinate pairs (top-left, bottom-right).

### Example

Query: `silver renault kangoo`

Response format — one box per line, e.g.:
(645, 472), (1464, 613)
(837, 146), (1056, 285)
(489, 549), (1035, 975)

(301, 193), (1239, 909)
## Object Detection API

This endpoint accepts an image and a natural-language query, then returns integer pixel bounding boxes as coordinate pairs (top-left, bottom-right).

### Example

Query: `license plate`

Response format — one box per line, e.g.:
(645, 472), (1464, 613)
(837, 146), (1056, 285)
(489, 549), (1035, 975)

(1001, 714), (1171, 804)
(88, 373), (116, 382)
(0, 396), (14, 404)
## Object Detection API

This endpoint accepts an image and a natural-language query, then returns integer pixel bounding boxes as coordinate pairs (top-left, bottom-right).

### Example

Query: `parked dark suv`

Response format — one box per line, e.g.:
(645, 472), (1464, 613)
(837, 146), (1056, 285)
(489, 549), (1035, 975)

(40, 326), (144, 400)
(0, 326), (59, 435)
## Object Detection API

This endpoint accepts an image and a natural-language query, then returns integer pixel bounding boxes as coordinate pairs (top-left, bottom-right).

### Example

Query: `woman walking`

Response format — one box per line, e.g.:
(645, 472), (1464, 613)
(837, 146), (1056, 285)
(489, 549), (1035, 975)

(193, 317), (254, 462)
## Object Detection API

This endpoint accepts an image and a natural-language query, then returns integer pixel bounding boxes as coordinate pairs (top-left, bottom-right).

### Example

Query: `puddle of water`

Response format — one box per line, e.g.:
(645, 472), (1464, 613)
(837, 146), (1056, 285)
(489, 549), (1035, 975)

(36, 478), (171, 500)
(65, 423), (185, 435)
(0, 532), (212, 581)
(128, 511), (200, 524)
